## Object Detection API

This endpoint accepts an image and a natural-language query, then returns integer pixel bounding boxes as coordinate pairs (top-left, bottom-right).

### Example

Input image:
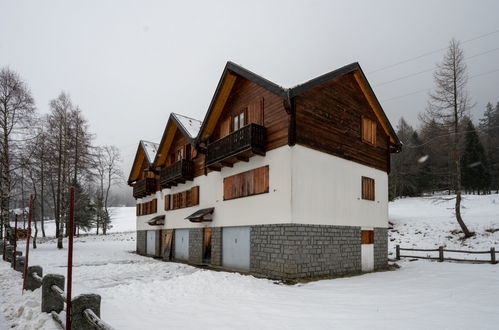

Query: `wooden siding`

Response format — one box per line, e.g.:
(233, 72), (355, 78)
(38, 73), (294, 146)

(223, 166), (269, 200)
(211, 78), (289, 151)
(294, 73), (390, 172)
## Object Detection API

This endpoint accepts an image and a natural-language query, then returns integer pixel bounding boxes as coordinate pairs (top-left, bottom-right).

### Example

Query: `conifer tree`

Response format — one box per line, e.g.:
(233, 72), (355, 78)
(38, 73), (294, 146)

(461, 120), (490, 194)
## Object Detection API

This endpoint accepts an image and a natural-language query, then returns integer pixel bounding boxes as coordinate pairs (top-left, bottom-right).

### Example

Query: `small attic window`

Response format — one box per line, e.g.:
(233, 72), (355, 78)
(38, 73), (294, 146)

(362, 117), (377, 146)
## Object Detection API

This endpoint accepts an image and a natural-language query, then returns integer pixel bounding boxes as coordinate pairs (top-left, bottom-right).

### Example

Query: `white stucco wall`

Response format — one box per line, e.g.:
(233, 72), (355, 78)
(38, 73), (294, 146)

(291, 145), (388, 228)
(136, 144), (388, 231)
(137, 146), (293, 231)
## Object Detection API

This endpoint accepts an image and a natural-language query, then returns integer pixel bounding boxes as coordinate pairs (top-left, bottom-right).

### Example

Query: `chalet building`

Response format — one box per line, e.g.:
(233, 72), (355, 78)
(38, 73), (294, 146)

(128, 61), (401, 280)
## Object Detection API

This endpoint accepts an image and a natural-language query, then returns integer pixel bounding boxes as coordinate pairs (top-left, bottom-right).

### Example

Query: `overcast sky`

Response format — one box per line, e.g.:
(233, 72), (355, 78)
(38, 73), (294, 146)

(1, 0), (498, 173)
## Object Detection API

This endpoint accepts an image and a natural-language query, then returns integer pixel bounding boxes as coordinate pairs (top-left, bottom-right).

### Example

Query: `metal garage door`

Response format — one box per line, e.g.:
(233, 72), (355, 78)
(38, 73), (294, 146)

(146, 230), (156, 256)
(222, 226), (250, 270)
(174, 229), (189, 260)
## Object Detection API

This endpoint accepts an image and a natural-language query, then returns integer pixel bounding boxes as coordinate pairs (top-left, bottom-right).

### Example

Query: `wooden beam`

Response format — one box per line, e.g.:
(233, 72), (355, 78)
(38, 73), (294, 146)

(236, 155), (249, 162)
(353, 71), (395, 144)
(201, 73), (237, 141)
(220, 161), (233, 168)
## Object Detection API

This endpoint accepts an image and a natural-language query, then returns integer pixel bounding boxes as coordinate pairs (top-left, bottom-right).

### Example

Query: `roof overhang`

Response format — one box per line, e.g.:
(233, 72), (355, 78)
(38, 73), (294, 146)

(127, 143), (147, 185)
(147, 215), (165, 226)
(185, 208), (214, 223)
(196, 61), (288, 143)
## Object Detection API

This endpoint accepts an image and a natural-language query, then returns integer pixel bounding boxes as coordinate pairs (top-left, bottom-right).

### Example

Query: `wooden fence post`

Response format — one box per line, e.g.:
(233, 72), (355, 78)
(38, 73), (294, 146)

(439, 246), (444, 262)
(395, 245), (400, 260)
(491, 247), (496, 264)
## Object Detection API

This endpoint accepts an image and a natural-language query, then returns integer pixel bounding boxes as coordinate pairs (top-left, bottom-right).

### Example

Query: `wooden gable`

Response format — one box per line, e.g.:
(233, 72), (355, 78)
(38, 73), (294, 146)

(154, 120), (178, 167)
(128, 144), (149, 185)
(294, 72), (392, 172)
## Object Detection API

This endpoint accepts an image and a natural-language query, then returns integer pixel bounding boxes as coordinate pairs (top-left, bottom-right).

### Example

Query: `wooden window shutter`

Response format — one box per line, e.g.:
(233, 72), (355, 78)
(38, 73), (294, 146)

(153, 199), (157, 213)
(362, 117), (376, 145)
(362, 177), (375, 201)
(248, 98), (264, 125)
(223, 166), (269, 200)
(165, 195), (171, 211)
(220, 118), (231, 138)
(191, 186), (199, 206)
(361, 230), (374, 244)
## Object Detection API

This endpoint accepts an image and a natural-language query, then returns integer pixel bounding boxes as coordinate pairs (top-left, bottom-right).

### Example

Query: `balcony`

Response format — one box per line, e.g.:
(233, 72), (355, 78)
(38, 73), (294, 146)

(160, 159), (194, 188)
(206, 123), (266, 170)
(133, 178), (157, 199)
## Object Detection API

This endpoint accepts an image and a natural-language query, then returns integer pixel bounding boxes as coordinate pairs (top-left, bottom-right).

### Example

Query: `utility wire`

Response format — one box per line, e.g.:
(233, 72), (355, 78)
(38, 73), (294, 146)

(368, 29), (499, 74)
(381, 68), (499, 103)
(374, 46), (499, 87)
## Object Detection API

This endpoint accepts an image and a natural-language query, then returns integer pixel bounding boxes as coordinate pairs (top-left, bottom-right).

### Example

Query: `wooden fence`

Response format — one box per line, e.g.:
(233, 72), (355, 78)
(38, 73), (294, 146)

(395, 245), (497, 264)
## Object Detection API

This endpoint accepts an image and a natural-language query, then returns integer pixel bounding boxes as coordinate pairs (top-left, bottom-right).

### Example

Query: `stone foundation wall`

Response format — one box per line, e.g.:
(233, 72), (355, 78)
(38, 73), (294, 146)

(136, 230), (146, 255)
(251, 224), (361, 280)
(211, 227), (223, 266)
(188, 228), (203, 265)
(374, 227), (388, 270)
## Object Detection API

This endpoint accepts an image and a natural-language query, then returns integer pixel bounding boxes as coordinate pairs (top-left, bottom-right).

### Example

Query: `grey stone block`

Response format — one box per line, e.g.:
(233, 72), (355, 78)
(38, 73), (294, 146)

(374, 227), (388, 270)
(188, 228), (203, 265)
(211, 227), (223, 266)
(10, 251), (22, 268)
(41, 274), (65, 313)
(71, 293), (101, 330)
(15, 256), (25, 273)
(26, 266), (43, 291)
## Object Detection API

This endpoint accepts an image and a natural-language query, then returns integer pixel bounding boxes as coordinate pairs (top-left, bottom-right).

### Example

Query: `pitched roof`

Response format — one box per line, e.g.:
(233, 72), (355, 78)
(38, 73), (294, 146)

(197, 61), (401, 148)
(127, 140), (159, 185)
(153, 113), (202, 166)
(172, 113), (202, 142)
(141, 140), (159, 164)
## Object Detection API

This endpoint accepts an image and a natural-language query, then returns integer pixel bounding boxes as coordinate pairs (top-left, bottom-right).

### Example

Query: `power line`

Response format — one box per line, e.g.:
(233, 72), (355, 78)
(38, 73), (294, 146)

(374, 46), (499, 87)
(368, 29), (499, 74)
(380, 68), (499, 103)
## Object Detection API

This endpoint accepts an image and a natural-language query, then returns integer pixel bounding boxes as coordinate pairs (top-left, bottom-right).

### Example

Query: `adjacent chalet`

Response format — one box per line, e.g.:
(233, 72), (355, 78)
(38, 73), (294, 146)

(128, 61), (401, 280)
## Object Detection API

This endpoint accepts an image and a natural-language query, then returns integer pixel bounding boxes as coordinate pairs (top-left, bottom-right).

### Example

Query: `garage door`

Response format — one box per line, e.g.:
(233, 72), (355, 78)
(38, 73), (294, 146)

(146, 231), (156, 256)
(222, 226), (250, 270)
(174, 229), (189, 260)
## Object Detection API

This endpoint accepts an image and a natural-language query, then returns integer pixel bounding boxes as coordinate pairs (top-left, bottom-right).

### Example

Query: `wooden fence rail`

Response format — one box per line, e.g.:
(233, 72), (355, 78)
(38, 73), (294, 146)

(395, 245), (497, 264)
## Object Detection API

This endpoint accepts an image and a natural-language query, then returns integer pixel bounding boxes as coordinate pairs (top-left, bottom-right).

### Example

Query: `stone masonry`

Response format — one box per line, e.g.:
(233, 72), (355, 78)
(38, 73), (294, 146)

(188, 228), (203, 265)
(211, 227), (223, 266)
(373, 227), (388, 270)
(250, 224), (361, 280)
(136, 230), (146, 255)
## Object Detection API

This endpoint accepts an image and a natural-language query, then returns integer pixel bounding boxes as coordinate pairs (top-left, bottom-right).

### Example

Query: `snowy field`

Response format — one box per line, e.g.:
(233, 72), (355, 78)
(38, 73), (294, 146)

(1, 195), (498, 330)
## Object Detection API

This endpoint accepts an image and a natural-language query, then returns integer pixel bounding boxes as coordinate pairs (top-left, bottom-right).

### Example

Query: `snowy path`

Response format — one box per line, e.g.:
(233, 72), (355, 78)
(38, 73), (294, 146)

(2, 232), (499, 330)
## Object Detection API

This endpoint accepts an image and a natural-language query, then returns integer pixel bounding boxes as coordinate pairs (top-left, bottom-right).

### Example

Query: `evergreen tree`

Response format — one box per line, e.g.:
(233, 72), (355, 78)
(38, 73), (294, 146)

(73, 181), (95, 234)
(461, 120), (490, 194)
(479, 102), (499, 192)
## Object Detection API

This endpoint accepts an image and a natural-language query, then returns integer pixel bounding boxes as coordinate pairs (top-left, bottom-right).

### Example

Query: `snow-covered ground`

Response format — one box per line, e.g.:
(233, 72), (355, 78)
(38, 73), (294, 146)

(389, 193), (499, 260)
(1, 195), (498, 330)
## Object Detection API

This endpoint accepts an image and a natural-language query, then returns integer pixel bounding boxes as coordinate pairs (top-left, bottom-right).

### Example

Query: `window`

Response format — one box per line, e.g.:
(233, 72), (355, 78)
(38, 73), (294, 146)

(362, 177), (375, 201)
(224, 166), (269, 200)
(361, 230), (374, 244)
(232, 111), (246, 132)
(176, 148), (183, 161)
(362, 117), (377, 145)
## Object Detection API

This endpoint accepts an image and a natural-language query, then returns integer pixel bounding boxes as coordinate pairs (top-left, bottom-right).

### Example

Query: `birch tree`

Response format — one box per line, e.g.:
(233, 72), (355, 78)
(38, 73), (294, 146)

(0, 68), (35, 239)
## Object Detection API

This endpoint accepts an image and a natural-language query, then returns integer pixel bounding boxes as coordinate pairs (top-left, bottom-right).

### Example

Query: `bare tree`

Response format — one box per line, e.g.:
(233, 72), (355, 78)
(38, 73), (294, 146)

(96, 145), (123, 235)
(421, 39), (473, 238)
(0, 68), (35, 239)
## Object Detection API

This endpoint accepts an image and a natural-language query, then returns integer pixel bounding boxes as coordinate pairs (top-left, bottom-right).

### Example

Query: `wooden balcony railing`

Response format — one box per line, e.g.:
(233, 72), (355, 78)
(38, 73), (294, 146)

(160, 159), (194, 188)
(206, 123), (266, 170)
(133, 178), (157, 199)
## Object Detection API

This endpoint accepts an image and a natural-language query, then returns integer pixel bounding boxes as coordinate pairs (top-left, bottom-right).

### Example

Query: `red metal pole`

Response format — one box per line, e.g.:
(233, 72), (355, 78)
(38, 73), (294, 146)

(66, 186), (75, 330)
(13, 215), (18, 269)
(2, 224), (6, 261)
(22, 194), (33, 291)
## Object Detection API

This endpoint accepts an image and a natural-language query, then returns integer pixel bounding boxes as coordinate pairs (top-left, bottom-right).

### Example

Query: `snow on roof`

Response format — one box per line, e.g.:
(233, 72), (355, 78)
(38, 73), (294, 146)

(172, 113), (202, 140)
(141, 140), (159, 164)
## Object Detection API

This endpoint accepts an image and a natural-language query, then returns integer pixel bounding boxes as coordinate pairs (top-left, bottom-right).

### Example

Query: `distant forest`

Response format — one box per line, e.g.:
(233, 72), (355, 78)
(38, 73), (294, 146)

(389, 101), (499, 199)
